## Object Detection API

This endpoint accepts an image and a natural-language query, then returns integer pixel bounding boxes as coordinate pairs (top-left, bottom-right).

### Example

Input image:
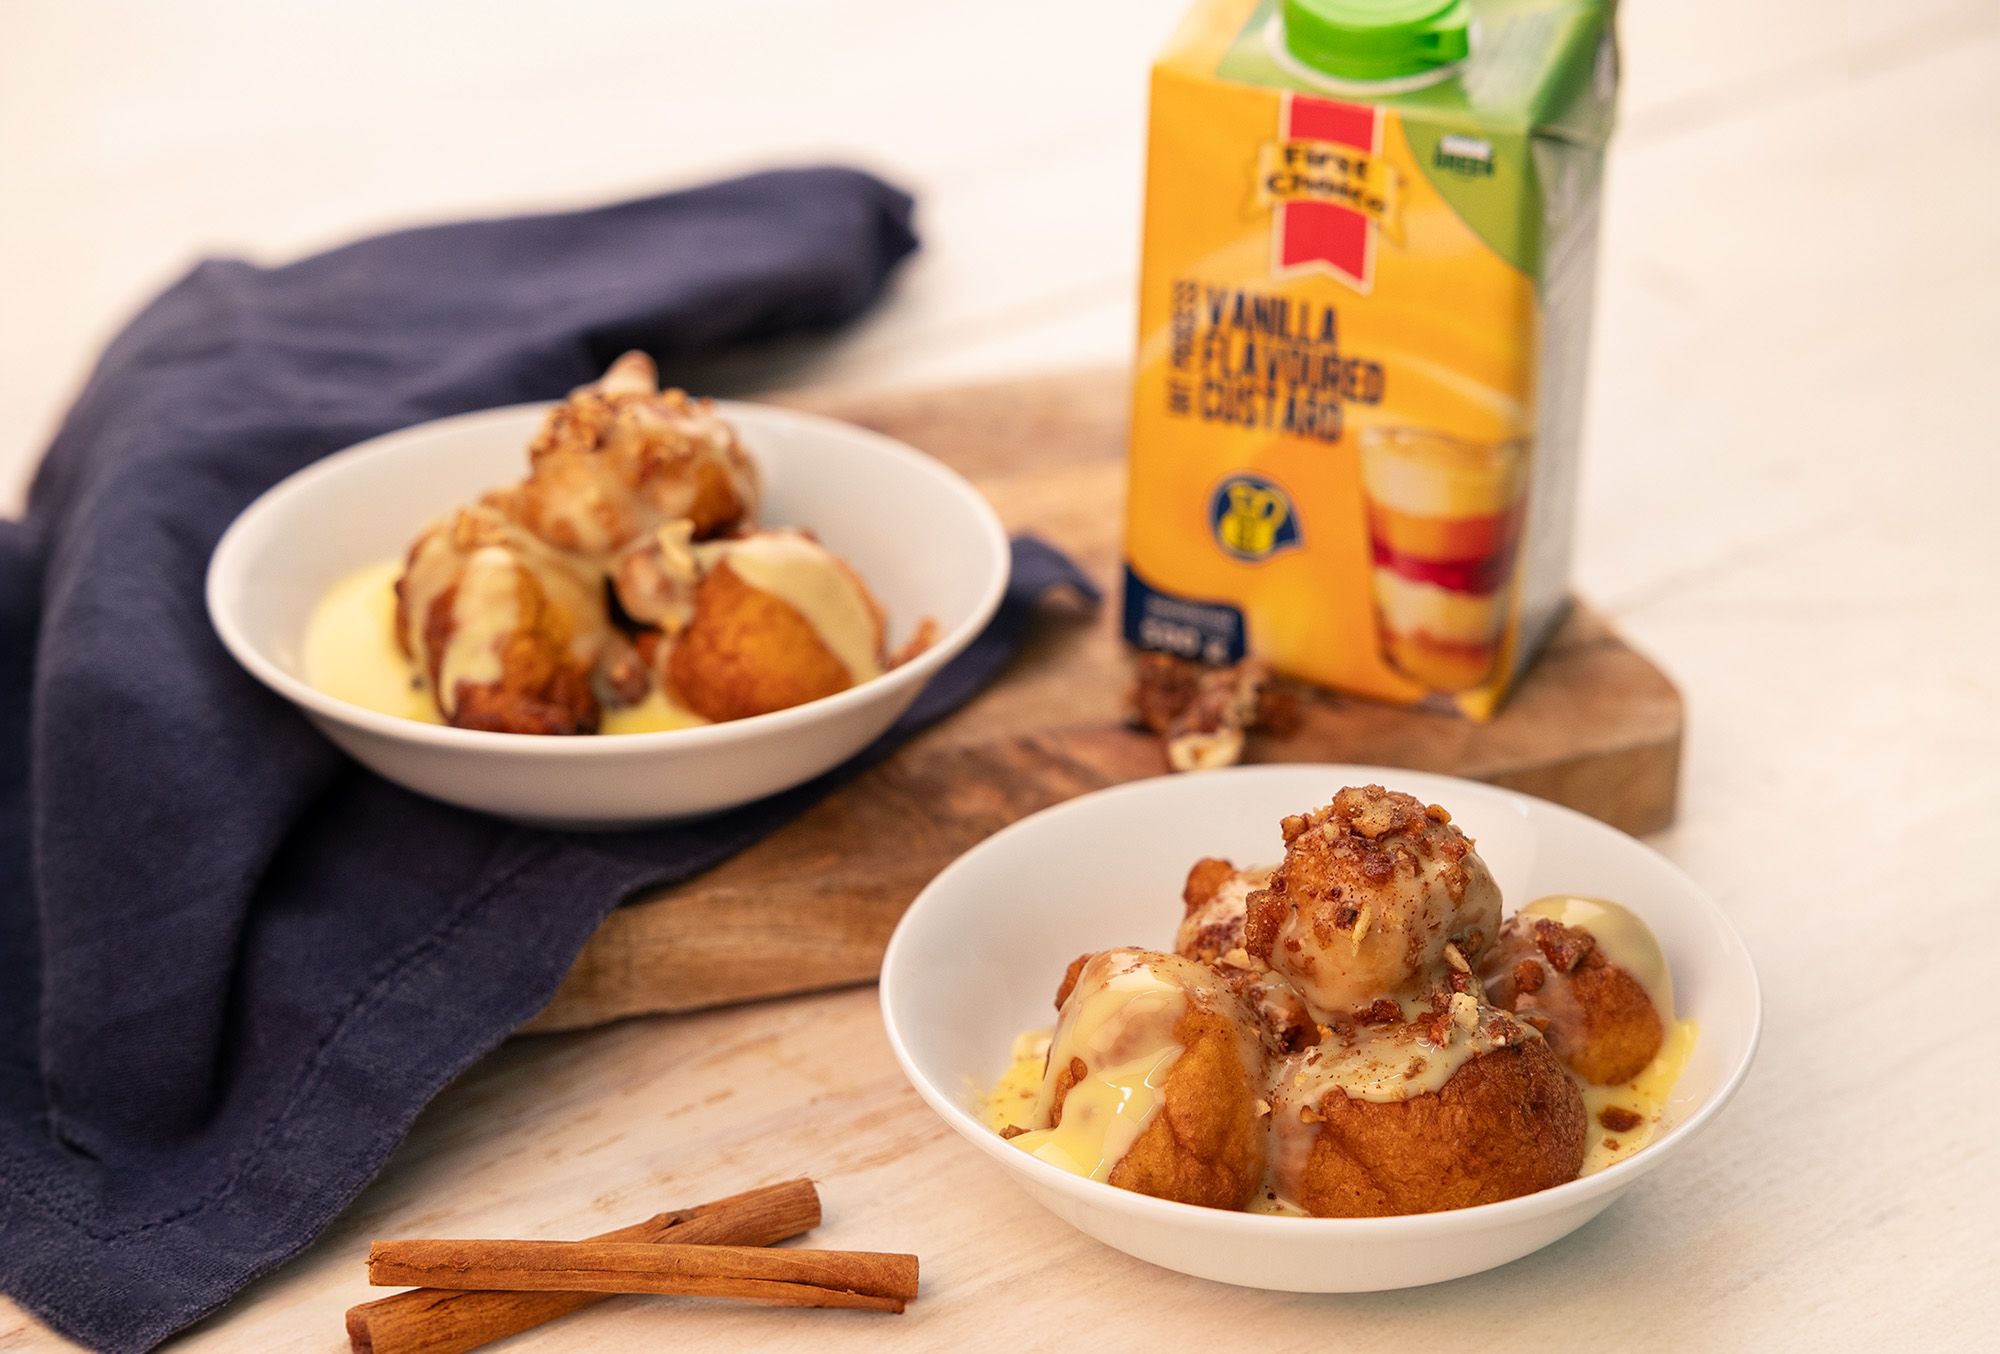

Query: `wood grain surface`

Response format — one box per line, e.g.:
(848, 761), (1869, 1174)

(525, 371), (1683, 1033)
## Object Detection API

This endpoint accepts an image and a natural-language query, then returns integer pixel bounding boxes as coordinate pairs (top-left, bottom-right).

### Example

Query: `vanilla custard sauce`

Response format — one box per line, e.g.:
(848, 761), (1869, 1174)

(698, 531), (884, 685)
(1579, 1018), (1697, 1175)
(985, 1013), (1699, 1193)
(301, 559), (708, 734)
(983, 894), (1700, 1208)
(304, 560), (439, 725)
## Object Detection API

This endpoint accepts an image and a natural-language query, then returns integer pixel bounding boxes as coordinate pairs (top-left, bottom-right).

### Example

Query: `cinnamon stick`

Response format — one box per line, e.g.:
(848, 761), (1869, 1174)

(345, 1178), (819, 1354)
(367, 1240), (919, 1312)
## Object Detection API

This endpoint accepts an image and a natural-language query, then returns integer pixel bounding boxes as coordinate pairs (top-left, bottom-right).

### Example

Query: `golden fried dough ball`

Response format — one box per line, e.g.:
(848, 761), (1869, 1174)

(1481, 897), (1671, 1085)
(663, 531), (886, 722)
(1270, 1026), (1585, 1217)
(500, 351), (759, 561)
(1176, 857), (1266, 961)
(1244, 785), (1501, 1019)
(1175, 858), (1315, 1054)
(396, 506), (644, 735)
(438, 564), (595, 735)
(1023, 949), (1268, 1211)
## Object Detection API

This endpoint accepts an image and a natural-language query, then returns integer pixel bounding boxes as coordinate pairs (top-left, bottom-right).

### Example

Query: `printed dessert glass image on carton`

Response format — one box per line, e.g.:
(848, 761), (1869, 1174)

(1122, 0), (1615, 719)
(1360, 427), (1528, 692)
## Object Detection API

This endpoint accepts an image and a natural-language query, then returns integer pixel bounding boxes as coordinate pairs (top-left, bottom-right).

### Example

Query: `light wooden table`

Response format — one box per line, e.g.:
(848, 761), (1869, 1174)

(4, 2), (1997, 1350)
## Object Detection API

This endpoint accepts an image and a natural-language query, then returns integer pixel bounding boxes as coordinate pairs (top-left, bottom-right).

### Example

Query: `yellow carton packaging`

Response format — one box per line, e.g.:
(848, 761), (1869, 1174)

(1124, 0), (1618, 719)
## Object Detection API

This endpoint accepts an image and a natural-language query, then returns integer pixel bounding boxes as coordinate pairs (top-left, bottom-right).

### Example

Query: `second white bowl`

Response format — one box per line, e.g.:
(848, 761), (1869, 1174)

(206, 400), (1010, 828)
(880, 765), (1760, 1292)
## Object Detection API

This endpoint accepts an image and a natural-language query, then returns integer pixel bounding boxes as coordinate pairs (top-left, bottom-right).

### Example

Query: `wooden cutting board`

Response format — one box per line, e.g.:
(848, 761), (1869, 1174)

(521, 370), (1682, 1034)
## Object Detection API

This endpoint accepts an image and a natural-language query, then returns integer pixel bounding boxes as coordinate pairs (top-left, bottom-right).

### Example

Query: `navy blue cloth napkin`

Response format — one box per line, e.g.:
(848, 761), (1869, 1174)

(0, 169), (1096, 1352)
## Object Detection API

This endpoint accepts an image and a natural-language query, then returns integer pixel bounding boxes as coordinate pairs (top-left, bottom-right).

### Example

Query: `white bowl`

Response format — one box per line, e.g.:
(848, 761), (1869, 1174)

(880, 764), (1760, 1292)
(207, 401), (1009, 828)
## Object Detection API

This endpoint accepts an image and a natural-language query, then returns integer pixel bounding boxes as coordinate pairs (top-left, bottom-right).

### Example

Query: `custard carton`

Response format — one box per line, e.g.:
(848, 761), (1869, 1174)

(1123, 0), (1618, 719)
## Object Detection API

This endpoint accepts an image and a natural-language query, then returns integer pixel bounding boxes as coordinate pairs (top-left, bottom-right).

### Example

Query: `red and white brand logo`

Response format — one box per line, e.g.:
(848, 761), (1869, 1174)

(1265, 93), (1388, 293)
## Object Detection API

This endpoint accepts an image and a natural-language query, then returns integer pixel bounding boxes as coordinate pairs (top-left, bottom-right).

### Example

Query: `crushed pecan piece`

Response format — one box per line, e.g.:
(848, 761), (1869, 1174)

(1128, 652), (1202, 733)
(1356, 998), (1403, 1026)
(1512, 958), (1547, 993)
(1127, 653), (1281, 772)
(1531, 917), (1596, 973)
(1416, 1009), (1454, 1045)
(1598, 1105), (1643, 1133)
(1449, 991), (1481, 1032)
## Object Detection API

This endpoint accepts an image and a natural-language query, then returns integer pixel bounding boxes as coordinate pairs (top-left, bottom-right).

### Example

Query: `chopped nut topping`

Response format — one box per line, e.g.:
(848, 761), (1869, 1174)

(1443, 942), (1471, 973)
(1356, 998), (1403, 1026)
(999, 1124), (1027, 1139)
(1131, 654), (1277, 773)
(1598, 1105), (1643, 1133)
(1449, 991), (1480, 1032)
(1531, 916), (1596, 973)
(1512, 958), (1546, 994)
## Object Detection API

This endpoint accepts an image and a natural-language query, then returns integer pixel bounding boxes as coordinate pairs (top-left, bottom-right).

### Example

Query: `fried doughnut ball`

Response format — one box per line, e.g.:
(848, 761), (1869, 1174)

(500, 351), (759, 560)
(1175, 858), (1315, 1054)
(1245, 785), (1502, 1018)
(1481, 899), (1669, 1085)
(1271, 1036), (1586, 1217)
(663, 531), (886, 722)
(396, 505), (645, 734)
(1176, 857), (1268, 961)
(1035, 950), (1268, 1211)
(438, 564), (596, 735)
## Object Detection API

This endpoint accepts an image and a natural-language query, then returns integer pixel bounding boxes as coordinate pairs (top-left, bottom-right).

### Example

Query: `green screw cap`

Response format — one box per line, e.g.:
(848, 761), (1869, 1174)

(1281, 0), (1473, 82)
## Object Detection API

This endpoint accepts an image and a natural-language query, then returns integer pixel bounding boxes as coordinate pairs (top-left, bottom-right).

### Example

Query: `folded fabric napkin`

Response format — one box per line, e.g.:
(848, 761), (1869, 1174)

(0, 169), (1096, 1352)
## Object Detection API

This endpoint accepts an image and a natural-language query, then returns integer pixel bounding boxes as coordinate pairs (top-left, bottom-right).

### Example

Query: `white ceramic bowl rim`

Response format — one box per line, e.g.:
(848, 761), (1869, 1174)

(205, 399), (1011, 756)
(881, 764), (1763, 1239)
